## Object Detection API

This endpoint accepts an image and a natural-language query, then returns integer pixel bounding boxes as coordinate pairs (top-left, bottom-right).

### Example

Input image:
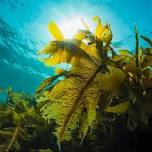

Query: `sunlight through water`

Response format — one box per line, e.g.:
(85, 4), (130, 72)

(58, 16), (91, 38)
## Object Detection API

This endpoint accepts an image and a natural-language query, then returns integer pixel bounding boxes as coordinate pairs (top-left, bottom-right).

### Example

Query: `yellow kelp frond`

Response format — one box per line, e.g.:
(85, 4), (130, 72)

(77, 113), (89, 141)
(81, 18), (90, 30)
(37, 58), (101, 142)
(74, 30), (90, 40)
(48, 21), (64, 40)
(39, 17), (114, 69)
(94, 17), (112, 46)
(39, 40), (99, 66)
(95, 17), (104, 40)
(111, 49), (134, 63)
(105, 101), (129, 114)
(67, 39), (99, 60)
(101, 24), (113, 46)
(37, 60), (126, 143)
(65, 39), (100, 63)
(95, 66), (126, 91)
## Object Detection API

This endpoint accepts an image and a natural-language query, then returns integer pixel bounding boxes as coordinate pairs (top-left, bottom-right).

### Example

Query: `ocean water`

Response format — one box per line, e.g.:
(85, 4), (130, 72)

(0, 0), (152, 100)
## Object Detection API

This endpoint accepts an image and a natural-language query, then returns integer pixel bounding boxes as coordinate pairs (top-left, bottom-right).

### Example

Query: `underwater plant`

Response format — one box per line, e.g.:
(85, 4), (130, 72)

(36, 16), (152, 147)
(37, 17), (143, 143)
(0, 16), (152, 152)
(0, 88), (55, 152)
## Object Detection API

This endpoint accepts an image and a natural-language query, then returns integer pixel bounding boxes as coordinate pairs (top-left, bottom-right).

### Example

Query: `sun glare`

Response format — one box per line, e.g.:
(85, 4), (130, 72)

(59, 17), (89, 38)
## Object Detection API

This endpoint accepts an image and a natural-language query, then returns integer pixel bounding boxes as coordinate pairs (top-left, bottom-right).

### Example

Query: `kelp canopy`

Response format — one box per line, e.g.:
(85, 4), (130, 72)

(36, 17), (152, 143)
(0, 16), (152, 152)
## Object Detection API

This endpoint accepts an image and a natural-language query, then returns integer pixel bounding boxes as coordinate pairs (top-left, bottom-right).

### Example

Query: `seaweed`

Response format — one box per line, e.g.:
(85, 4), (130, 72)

(37, 17), (126, 144)
(36, 16), (152, 149)
(0, 16), (152, 152)
(0, 89), (56, 152)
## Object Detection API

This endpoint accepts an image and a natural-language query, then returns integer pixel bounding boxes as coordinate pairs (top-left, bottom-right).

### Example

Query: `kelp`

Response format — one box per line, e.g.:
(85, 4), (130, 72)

(36, 16), (152, 147)
(0, 16), (152, 152)
(140, 35), (152, 47)
(0, 89), (55, 152)
(36, 16), (128, 144)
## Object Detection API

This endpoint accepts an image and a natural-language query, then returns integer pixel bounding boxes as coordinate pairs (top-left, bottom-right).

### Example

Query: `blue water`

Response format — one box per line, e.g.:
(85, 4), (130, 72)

(0, 0), (152, 100)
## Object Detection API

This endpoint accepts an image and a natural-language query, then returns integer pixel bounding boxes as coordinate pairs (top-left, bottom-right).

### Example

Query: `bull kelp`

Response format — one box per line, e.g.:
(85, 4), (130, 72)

(0, 17), (152, 152)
